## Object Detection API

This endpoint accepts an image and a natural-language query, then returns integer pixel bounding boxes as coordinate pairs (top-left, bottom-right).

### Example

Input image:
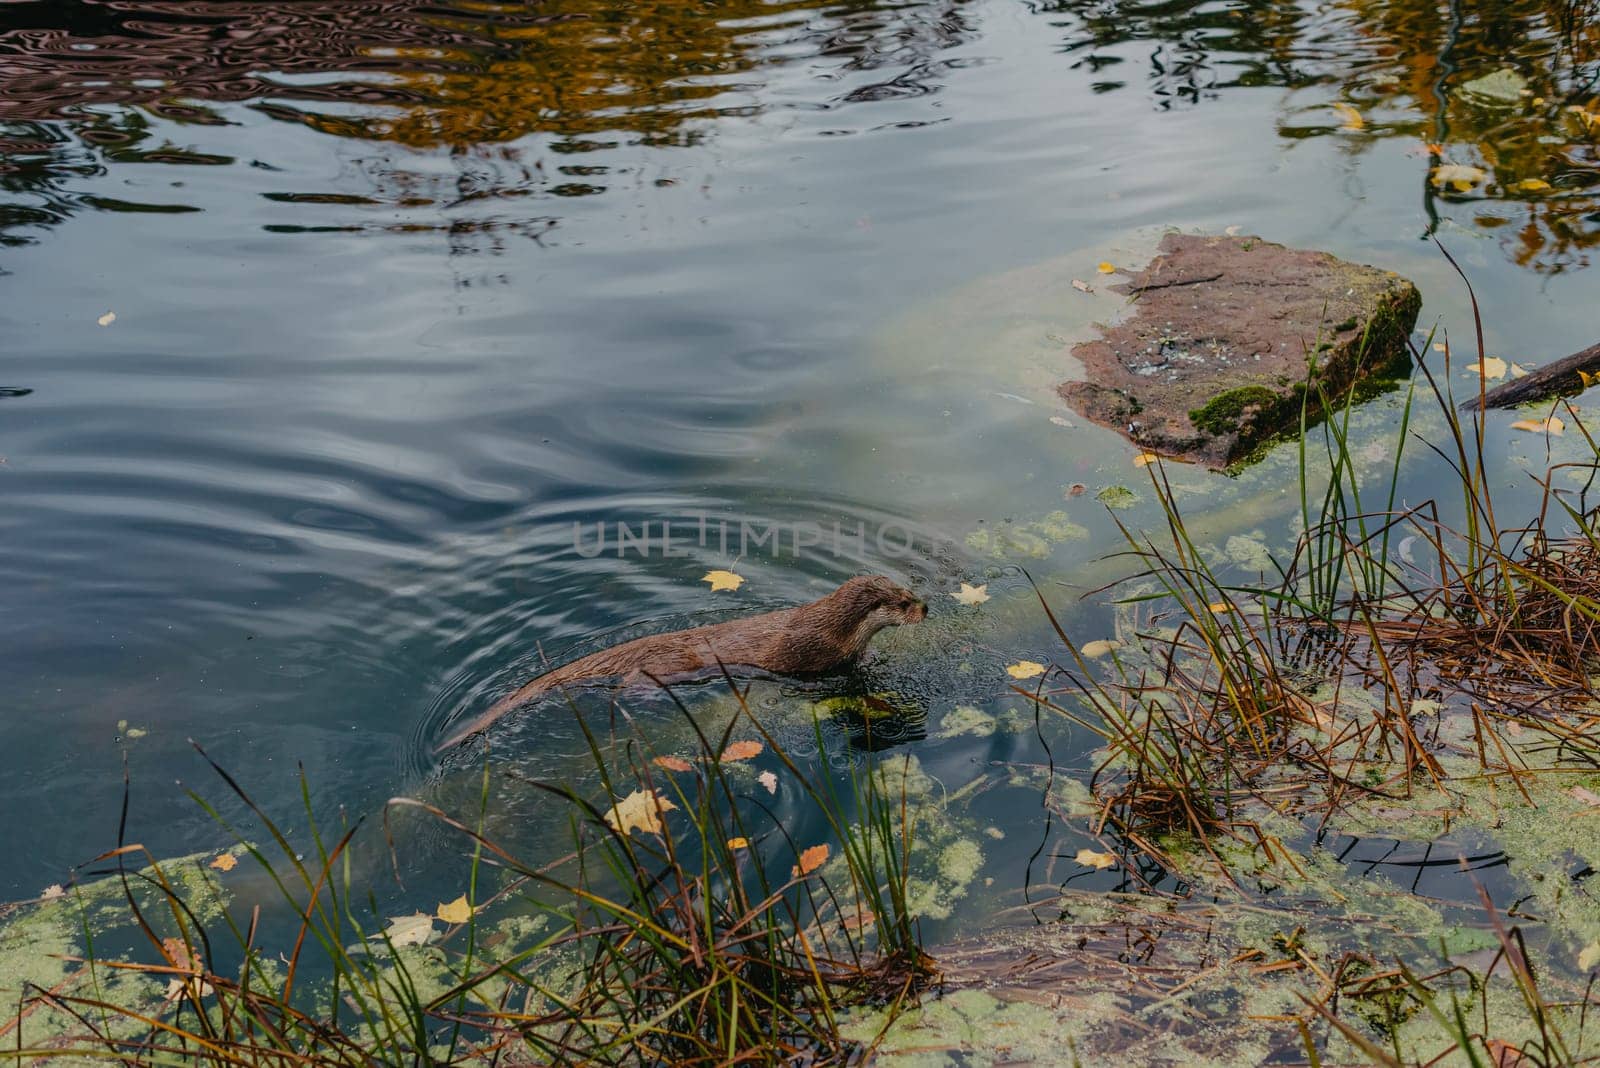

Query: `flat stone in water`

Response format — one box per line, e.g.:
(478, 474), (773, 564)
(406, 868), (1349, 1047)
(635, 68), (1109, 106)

(1059, 233), (1421, 469)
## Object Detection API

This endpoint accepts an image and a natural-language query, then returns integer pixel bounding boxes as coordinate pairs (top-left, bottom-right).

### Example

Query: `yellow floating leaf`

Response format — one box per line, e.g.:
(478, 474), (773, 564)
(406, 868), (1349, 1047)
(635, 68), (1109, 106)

(1079, 639), (1123, 658)
(721, 739), (763, 762)
(652, 755), (694, 772)
(1581, 941), (1600, 973)
(96, 311), (116, 327)
(1133, 452), (1159, 468)
(603, 788), (678, 837)
(727, 837), (750, 850)
(436, 894), (475, 925)
(952, 582), (990, 606)
(1208, 601), (1232, 614)
(1465, 356), (1507, 380)
(792, 843), (829, 877)
(1075, 848), (1117, 870)
(702, 569), (744, 592)
(1430, 163), (1487, 192)
(1331, 101), (1364, 130)
(1433, 342), (1448, 352)
(1579, 370), (1600, 389)
(1005, 660), (1046, 680)
(209, 853), (238, 873)
(1510, 417), (1565, 436)
(1514, 178), (1552, 192)
(1096, 261), (1116, 275)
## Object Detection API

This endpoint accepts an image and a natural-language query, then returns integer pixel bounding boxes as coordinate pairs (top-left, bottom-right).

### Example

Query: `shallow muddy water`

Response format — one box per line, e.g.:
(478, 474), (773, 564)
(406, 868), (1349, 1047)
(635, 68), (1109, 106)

(2, 0), (1598, 989)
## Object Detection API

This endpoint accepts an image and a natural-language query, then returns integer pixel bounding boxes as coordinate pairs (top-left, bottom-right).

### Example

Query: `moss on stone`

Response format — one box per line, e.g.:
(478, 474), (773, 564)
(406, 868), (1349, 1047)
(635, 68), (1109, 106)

(1188, 385), (1282, 437)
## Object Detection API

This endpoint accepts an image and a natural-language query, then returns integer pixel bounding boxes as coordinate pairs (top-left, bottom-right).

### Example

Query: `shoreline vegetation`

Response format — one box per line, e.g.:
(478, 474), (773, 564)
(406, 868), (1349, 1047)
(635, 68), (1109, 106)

(7, 272), (1600, 1064)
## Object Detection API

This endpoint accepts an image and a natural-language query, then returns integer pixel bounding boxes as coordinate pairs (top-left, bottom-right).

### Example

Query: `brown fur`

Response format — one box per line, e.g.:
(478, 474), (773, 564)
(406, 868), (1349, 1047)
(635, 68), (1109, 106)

(437, 575), (926, 751)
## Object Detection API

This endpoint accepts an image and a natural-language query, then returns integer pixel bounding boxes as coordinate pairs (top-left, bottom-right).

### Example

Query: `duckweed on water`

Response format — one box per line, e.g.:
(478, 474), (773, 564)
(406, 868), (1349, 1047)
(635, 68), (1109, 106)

(965, 510), (1089, 559)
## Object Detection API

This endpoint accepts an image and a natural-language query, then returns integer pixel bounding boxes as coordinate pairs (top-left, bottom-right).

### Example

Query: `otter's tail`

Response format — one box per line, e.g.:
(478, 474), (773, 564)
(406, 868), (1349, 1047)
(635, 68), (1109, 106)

(435, 664), (576, 753)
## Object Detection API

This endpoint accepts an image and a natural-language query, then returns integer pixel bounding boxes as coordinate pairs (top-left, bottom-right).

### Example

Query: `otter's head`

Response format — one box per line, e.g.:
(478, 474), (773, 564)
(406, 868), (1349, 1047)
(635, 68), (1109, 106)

(827, 575), (927, 654)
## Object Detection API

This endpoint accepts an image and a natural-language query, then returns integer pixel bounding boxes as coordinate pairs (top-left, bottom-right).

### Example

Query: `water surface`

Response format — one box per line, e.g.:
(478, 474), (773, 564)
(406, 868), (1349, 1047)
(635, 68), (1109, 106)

(1, 0), (1596, 926)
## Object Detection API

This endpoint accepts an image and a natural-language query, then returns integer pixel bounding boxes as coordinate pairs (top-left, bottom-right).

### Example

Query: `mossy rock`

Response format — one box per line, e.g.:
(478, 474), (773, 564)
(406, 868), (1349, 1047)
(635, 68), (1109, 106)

(1059, 234), (1421, 470)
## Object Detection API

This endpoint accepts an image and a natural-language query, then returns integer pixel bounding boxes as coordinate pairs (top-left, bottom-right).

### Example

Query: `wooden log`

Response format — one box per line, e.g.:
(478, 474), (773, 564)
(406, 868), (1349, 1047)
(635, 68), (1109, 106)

(1461, 341), (1600, 411)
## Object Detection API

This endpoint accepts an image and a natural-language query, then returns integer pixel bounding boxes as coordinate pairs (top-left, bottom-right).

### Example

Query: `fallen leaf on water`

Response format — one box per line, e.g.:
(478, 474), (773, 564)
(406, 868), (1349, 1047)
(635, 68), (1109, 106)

(1075, 848), (1117, 870)
(1514, 178), (1552, 192)
(1096, 261), (1116, 275)
(382, 914), (438, 946)
(209, 853), (237, 873)
(1485, 1039), (1526, 1068)
(1224, 224), (1242, 236)
(840, 908), (875, 933)
(652, 755), (694, 772)
(1580, 942), (1600, 972)
(160, 938), (213, 999)
(1430, 163), (1487, 192)
(604, 789), (677, 837)
(382, 913), (435, 948)
(702, 569), (744, 592)
(436, 895), (475, 925)
(721, 740), (763, 762)
(39, 884), (64, 901)
(97, 311), (116, 327)
(758, 770), (778, 794)
(1208, 601), (1232, 613)
(1569, 786), (1600, 807)
(1579, 370), (1600, 389)
(1049, 415), (1074, 428)
(1423, 141), (1445, 156)
(727, 837), (749, 850)
(1005, 660), (1046, 680)
(1133, 452), (1159, 468)
(1466, 356), (1508, 380)
(792, 843), (829, 877)
(1331, 101), (1364, 130)
(1511, 363), (1530, 378)
(1510, 417), (1564, 436)
(1067, 482), (1087, 497)
(1433, 342), (1448, 352)
(1079, 639), (1122, 658)
(952, 582), (989, 606)
(162, 937), (199, 973)
(1071, 279), (1093, 293)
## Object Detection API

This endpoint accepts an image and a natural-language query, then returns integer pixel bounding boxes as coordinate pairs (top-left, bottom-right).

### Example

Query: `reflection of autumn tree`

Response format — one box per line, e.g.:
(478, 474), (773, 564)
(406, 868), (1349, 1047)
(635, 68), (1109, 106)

(1328, 0), (1599, 272)
(296, 1), (802, 150)
(0, 0), (975, 244)
(285, 0), (977, 147)
(1037, 0), (1599, 274)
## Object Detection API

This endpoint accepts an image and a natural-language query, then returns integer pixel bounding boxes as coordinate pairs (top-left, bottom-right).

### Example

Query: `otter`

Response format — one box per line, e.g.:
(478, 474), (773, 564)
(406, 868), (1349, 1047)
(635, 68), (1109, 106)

(436, 575), (927, 751)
